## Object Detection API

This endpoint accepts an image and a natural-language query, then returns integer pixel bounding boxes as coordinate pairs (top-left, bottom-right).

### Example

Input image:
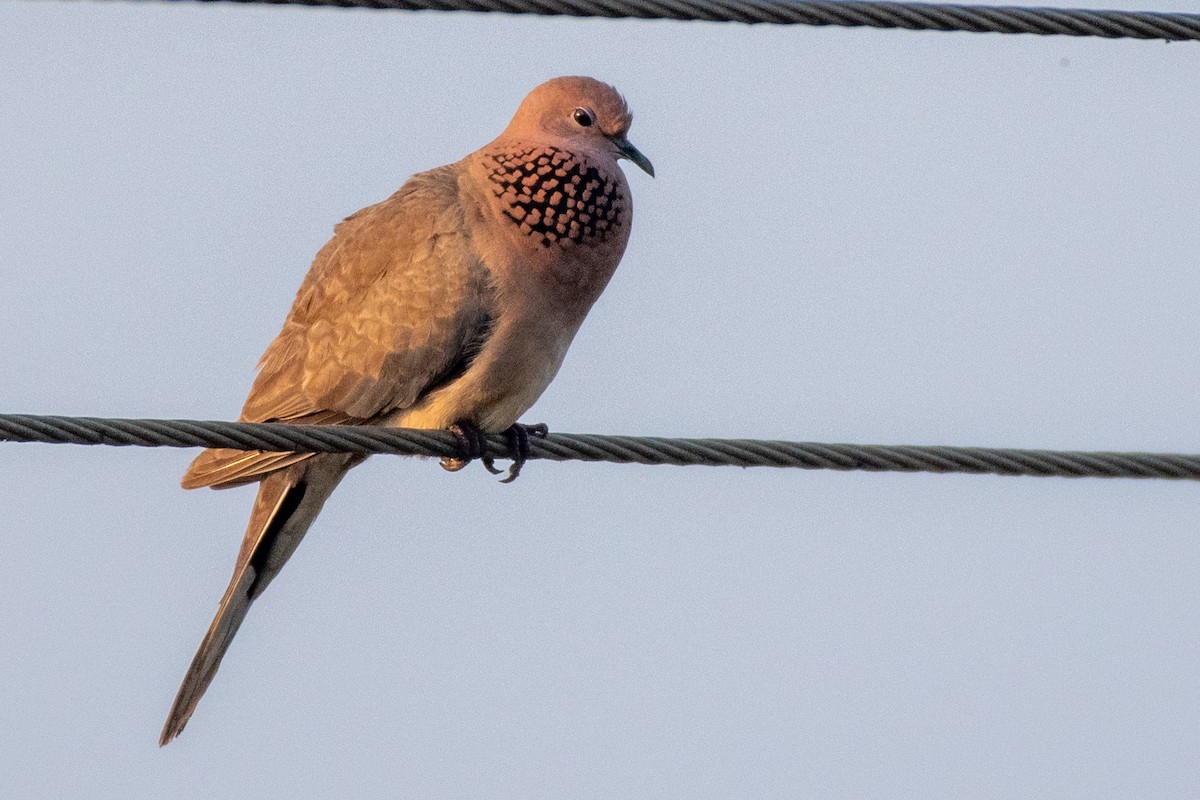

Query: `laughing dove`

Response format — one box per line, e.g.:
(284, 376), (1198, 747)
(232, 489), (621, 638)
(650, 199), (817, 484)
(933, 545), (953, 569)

(159, 76), (652, 745)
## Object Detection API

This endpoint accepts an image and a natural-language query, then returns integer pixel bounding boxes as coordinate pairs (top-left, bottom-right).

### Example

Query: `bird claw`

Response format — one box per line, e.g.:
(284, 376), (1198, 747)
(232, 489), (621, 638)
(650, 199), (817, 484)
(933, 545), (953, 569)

(440, 421), (488, 473)
(441, 421), (548, 481)
(496, 422), (548, 483)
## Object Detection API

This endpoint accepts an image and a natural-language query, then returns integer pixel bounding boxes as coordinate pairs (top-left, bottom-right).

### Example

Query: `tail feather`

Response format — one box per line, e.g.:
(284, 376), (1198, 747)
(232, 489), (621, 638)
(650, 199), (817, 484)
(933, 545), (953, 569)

(158, 564), (258, 746)
(160, 454), (360, 745)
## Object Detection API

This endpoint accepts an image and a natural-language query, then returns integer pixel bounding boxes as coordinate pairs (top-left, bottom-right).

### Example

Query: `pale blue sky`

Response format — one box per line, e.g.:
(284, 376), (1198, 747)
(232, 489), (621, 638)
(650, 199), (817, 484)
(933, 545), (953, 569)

(2, 1), (1199, 797)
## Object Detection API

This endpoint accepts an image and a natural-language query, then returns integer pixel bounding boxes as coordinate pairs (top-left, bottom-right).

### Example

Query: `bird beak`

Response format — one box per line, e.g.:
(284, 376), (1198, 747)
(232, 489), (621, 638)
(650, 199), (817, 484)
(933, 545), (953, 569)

(611, 135), (655, 178)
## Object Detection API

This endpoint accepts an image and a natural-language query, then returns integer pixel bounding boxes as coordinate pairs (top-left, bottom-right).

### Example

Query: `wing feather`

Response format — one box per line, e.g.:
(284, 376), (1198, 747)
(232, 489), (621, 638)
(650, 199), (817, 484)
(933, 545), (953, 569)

(183, 165), (493, 490)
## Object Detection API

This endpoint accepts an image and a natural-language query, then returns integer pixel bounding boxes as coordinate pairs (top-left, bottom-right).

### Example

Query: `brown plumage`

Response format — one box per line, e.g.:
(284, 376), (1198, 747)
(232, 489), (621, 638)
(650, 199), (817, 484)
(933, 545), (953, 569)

(160, 76), (653, 745)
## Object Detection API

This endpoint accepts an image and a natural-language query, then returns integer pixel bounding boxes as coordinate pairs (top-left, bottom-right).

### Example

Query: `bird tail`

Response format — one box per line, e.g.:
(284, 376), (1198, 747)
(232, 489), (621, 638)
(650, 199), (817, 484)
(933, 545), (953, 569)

(159, 454), (360, 746)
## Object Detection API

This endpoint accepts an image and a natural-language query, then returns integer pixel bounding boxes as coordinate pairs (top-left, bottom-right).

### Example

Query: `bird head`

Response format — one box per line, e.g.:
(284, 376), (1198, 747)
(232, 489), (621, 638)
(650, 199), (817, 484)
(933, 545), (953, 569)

(502, 76), (654, 178)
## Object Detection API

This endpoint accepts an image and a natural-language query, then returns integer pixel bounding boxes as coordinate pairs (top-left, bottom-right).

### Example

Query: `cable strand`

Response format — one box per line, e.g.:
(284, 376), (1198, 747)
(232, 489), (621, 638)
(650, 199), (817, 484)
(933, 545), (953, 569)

(104, 0), (1200, 41)
(3, 414), (1200, 482)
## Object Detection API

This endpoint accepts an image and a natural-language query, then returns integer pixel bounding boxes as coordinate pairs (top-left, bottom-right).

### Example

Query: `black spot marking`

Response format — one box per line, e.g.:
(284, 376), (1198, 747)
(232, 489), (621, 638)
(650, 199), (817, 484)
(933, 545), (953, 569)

(486, 146), (625, 249)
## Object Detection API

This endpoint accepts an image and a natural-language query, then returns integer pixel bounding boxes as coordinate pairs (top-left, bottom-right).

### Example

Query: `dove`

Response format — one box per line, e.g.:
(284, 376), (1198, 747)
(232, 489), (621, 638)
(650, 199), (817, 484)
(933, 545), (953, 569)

(160, 76), (652, 745)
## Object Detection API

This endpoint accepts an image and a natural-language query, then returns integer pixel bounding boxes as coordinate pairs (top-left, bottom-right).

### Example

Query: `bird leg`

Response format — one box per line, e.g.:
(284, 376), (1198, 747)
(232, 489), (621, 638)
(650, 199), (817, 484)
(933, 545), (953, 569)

(441, 421), (489, 472)
(484, 422), (549, 484)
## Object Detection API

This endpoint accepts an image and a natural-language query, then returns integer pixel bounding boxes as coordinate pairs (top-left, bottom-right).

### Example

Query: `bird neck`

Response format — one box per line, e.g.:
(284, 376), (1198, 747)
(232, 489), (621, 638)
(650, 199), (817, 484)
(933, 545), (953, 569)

(474, 141), (629, 252)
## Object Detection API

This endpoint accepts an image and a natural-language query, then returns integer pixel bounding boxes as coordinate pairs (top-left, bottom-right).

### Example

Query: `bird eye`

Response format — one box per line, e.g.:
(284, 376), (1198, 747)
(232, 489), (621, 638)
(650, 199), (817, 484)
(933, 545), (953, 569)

(572, 107), (595, 127)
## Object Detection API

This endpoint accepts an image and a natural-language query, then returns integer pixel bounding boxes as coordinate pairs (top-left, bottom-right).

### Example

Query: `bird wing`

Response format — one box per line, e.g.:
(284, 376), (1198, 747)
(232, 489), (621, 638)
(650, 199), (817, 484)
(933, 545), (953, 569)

(183, 165), (494, 490)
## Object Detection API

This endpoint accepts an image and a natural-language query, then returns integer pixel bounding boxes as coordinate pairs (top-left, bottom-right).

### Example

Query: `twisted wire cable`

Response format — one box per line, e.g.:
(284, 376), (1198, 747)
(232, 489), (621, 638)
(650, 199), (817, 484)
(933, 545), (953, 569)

(3, 413), (1199, 481)
(128, 0), (1200, 41)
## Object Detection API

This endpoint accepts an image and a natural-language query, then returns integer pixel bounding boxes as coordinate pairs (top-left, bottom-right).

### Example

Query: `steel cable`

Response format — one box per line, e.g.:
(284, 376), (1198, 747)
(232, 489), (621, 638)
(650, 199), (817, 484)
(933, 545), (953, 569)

(122, 0), (1200, 41)
(3, 413), (1200, 481)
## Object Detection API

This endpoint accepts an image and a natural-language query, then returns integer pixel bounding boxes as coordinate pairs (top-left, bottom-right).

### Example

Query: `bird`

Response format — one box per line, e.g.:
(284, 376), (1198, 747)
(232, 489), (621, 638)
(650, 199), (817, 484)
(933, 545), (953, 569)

(159, 76), (653, 745)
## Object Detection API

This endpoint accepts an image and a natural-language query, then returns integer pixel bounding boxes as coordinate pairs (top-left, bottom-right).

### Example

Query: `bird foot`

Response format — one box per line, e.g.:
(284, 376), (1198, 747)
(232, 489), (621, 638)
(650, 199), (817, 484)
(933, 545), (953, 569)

(440, 421), (488, 473)
(483, 422), (549, 483)
(441, 422), (548, 482)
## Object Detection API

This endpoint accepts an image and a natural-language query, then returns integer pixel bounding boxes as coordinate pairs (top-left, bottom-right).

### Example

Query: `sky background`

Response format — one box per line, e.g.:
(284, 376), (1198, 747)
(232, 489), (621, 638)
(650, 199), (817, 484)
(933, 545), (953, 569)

(2, 0), (1199, 797)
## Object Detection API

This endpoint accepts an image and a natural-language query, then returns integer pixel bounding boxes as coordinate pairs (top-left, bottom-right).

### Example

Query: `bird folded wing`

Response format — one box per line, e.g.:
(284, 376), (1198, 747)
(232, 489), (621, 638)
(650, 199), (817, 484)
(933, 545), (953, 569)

(182, 166), (493, 490)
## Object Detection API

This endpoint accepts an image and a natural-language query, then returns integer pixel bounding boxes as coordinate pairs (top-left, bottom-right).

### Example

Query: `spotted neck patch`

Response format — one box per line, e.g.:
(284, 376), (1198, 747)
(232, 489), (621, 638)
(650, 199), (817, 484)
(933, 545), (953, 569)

(484, 145), (624, 248)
